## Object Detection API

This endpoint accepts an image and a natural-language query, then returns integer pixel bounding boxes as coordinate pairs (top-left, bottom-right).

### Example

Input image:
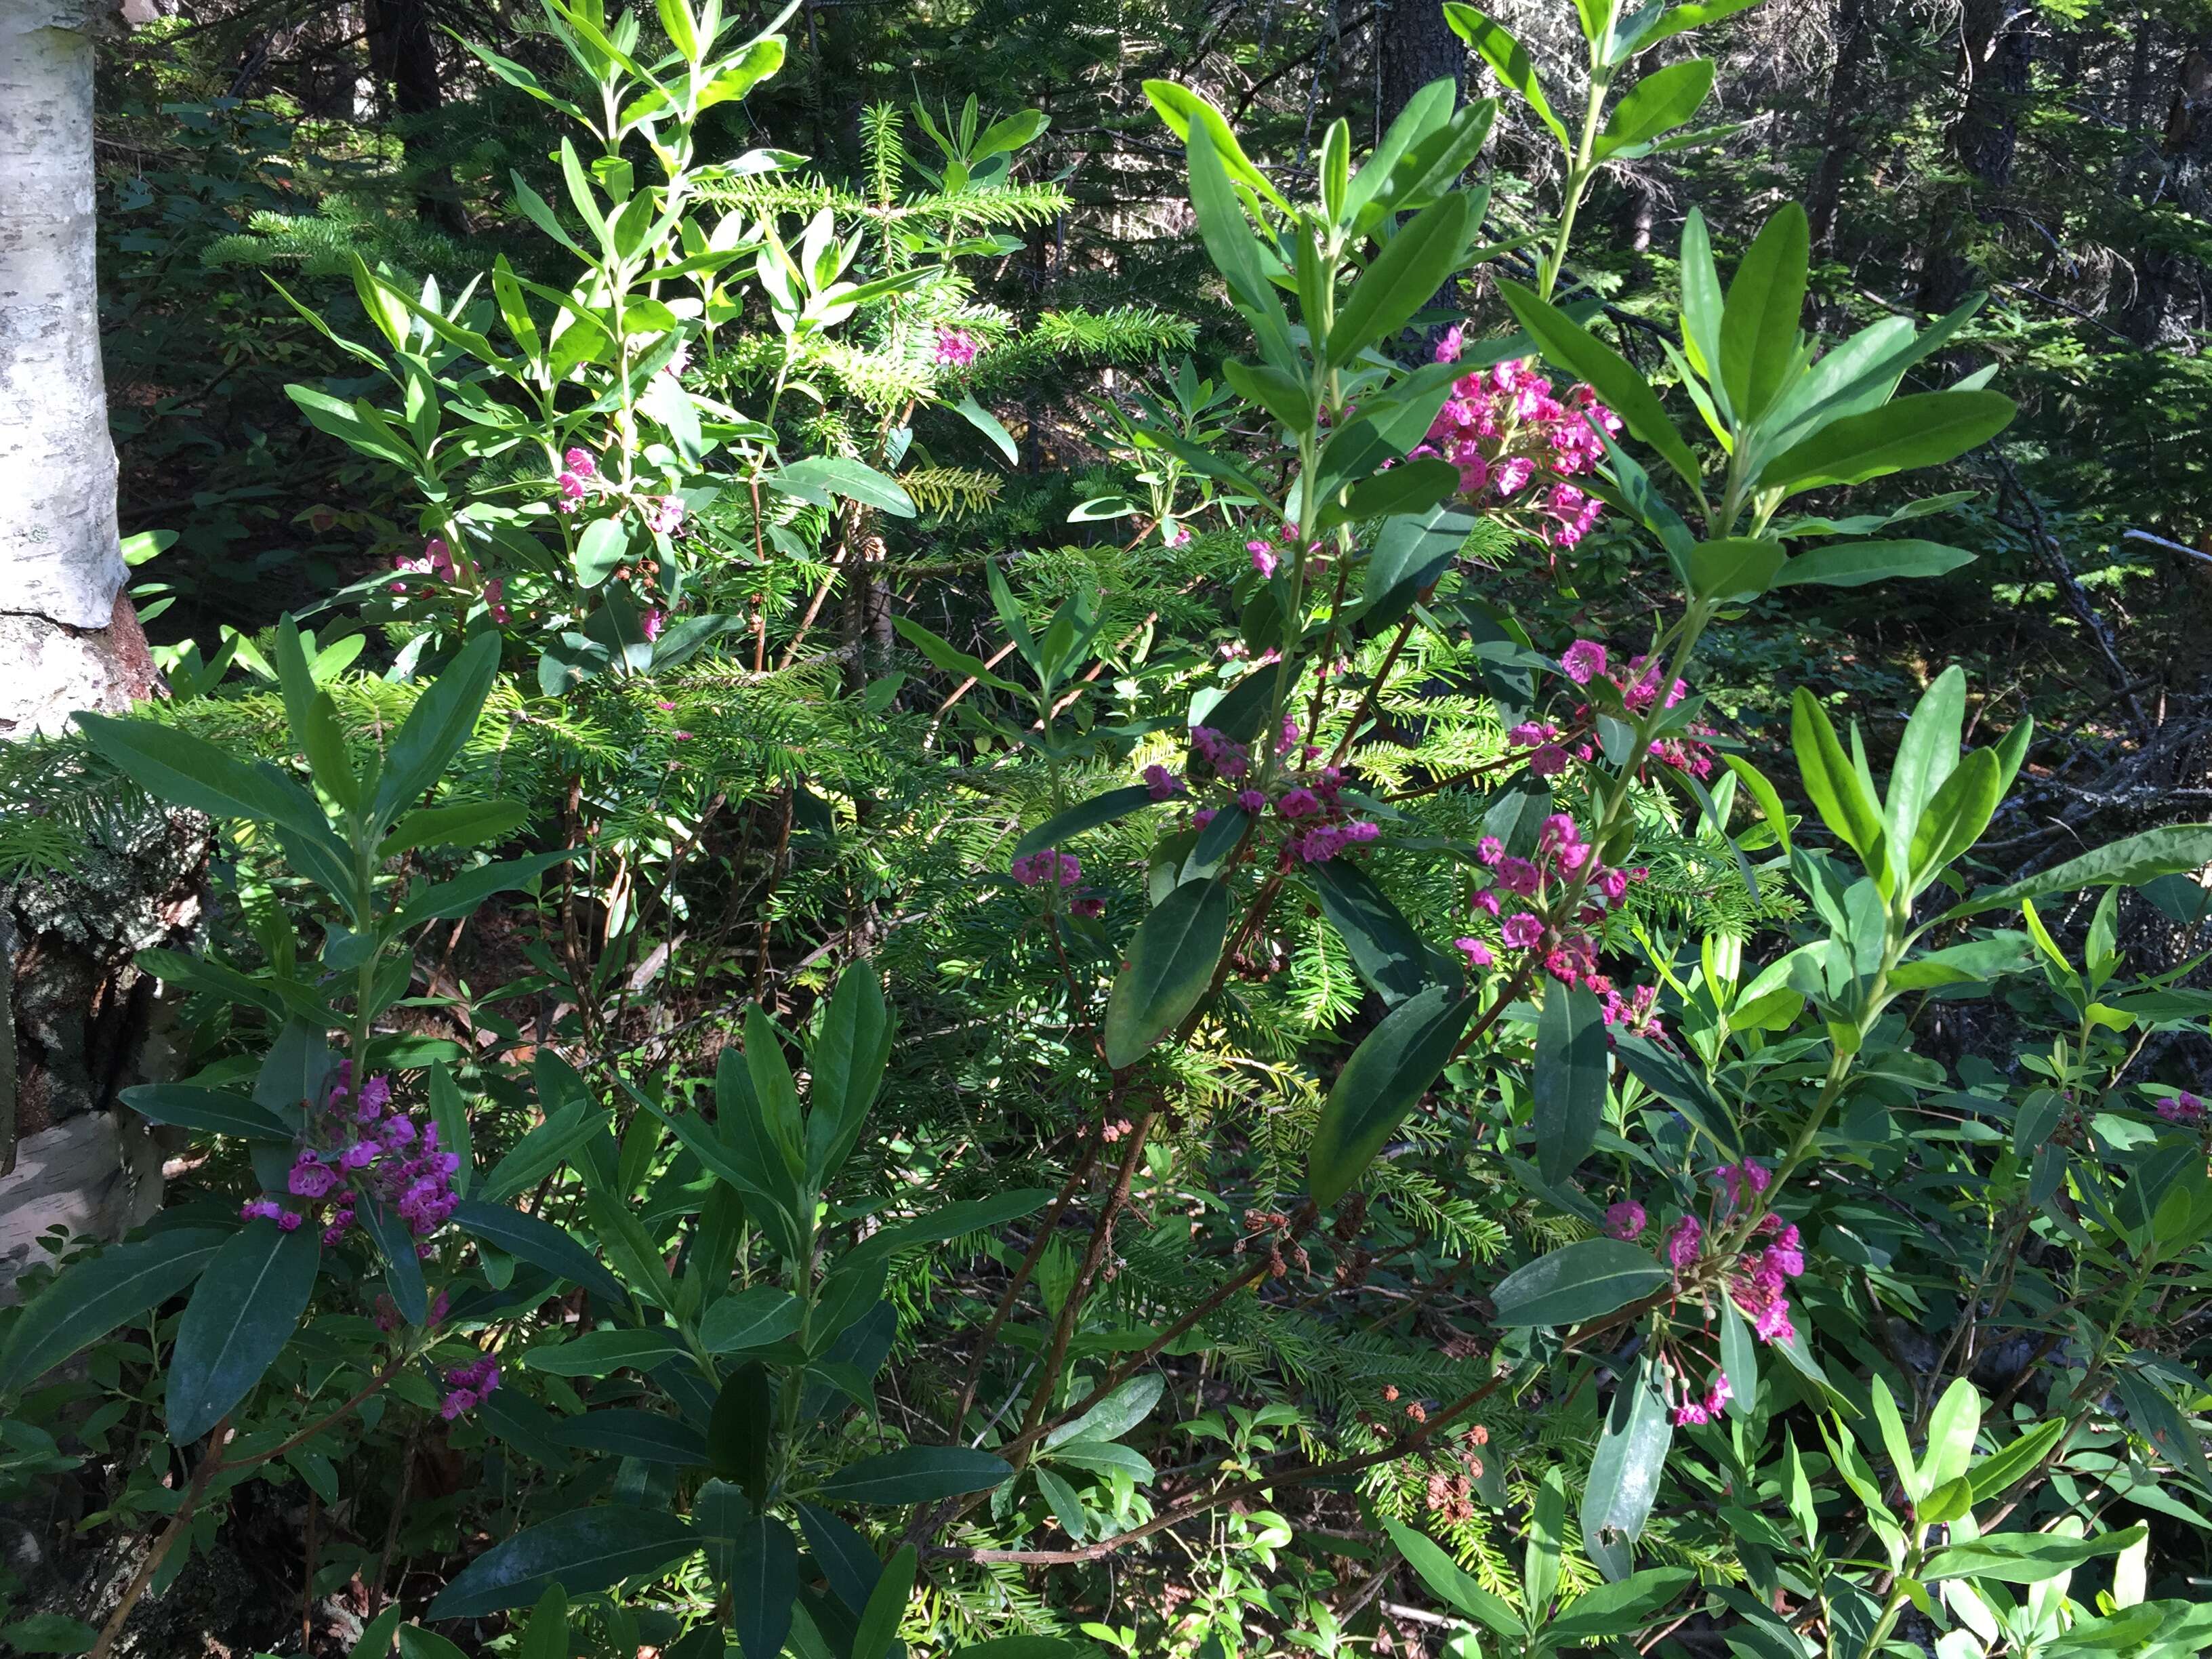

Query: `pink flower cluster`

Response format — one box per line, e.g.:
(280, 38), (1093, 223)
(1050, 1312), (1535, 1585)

(1731, 1212), (1807, 1345)
(441, 1355), (501, 1420)
(1673, 1371), (1733, 1427)
(1505, 647), (1717, 782)
(390, 537), (456, 596)
(933, 327), (982, 369)
(1455, 813), (1657, 1029)
(1183, 720), (1381, 866)
(238, 1062), (462, 1254)
(2156, 1090), (2205, 1125)
(1412, 344), (1621, 550)
(1011, 849), (1082, 888)
(556, 446), (596, 514)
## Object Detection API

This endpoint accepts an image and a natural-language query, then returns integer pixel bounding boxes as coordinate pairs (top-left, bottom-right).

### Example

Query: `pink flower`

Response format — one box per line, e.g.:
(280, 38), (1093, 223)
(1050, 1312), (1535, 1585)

(1500, 912), (1544, 949)
(642, 608), (666, 642)
(484, 576), (510, 625)
(2157, 1091), (2206, 1125)
(1454, 936), (1495, 969)
(288, 1153), (337, 1201)
(1605, 1200), (1646, 1241)
(1071, 896), (1105, 918)
(1560, 640), (1607, 685)
(1673, 1401), (1710, 1427)
(648, 495), (685, 535)
(1143, 764), (1185, 802)
(1528, 745), (1570, 778)
(1011, 849), (1082, 888)
(557, 471), (588, 502)
(1248, 540), (1278, 578)
(1235, 788), (1267, 813)
(1277, 787), (1322, 820)
(1494, 857), (1540, 896)
(1717, 1160), (1771, 1211)
(1666, 1215), (1703, 1271)
(440, 1356), (501, 1420)
(932, 326), (981, 368)
(562, 446), (597, 478)
(1477, 836), (1504, 865)
(1433, 324), (1465, 363)
(1471, 889), (1500, 916)
(241, 1197), (286, 1225)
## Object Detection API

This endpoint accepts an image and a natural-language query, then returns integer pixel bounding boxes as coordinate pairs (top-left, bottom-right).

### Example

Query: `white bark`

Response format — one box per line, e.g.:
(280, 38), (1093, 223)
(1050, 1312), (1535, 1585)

(0, 0), (125, 633)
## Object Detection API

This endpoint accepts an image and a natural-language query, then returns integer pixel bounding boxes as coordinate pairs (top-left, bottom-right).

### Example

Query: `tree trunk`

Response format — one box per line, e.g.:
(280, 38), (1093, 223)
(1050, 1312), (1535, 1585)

(1917, 0), (2035, 313)
(1805, 0), (1871, 254)
(367, 0), (467, 234)
(0, 0), (204, 1294)
(1376, 0), (1465, 131)
(2129, 42), (2212, 349)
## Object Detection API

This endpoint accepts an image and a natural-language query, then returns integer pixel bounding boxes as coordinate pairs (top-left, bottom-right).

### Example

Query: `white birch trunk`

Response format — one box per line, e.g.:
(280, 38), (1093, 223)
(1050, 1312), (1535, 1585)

(0, 0), (146, 739)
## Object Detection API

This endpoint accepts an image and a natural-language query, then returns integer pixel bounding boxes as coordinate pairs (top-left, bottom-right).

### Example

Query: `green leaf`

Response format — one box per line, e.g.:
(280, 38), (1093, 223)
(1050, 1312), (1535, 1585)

(701, 1288), (805, 1353)
(1870, 1376), (1923, 1500)
(710, 1361), (775, 1502)
(1359, 504), (1475, 632)
(1637, 0), (1767, 50)
(1311, 859), (1444, 1008)
(1677, 209), (1726, 388)
(1717, 1297), (1758, 1418)
(0, 1228), (227, 1395)
(954, 394), (1018, 464)
(1757, 389), (2016, 493)
(0, 1614), (101, 1656)
(573, 518), (629, 589)
(893, 615), (1025, 693)
(2113, 1370), (2212, 1492)
(1921, 1376), (1982, 1494)
(379, 797), (529, 858)
(1689, 535), (1784, 604)
(1443, 5), (1568, 146)
(1306, 985), (1476, 1210)
(426, 1507), (699, 1618)
(1582, 1355), (1674, 1559)
(119, 1084), (293, 1142)
(852, 1543), (917, 1659)
(1612, 1033), (1740, 1158)
(1325, 194), (1473, 365)
(1718, 203), (1807, 425)
(1887, 665), (1965, 859)
(1598, 58), (1715, 158)
(394, 851), (575, 928)
(773, 455), (916, 518)
(1045, 1375), (1167, 1449)
(451, 1198), (626, 1306)
(1790, 688), (1887, 879)
(1142, 81), (1290, 213)
(480, 1107), (611, 1204)
(817, 1446), (1014, 1505)
(166, 1221), (321, 1443)
(1491, 1238), (1667, 1327)
(804, 962), (894, 1183)
(1967, 1418), (2066, 1503)
(1378, 1517), (1521, 1635)
(544, 1408), (708, 1465)
(369, 634), (501, 831)
(1327, 457), (1461, 527)
(1922, 1525), (2147, 1584)
(1176, 121), (1298, 371)
(1015, 785), (1159, 860)
(1946, 825), (2212, 920)
(1101, 877), (1232, 1068)
(1495, 279), (1702, 491)
(1550, 1568), (1697, 1639)
(1774, 538), (1976, 589)
(523, 1328), (691, 1376)
(1533, 985), (1608, 1185)
(76, 714), (349, 878)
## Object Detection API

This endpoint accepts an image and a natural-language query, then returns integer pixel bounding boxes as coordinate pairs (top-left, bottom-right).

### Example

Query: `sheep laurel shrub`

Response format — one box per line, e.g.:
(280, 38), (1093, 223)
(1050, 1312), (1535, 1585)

(7, 1), (2212, 1657)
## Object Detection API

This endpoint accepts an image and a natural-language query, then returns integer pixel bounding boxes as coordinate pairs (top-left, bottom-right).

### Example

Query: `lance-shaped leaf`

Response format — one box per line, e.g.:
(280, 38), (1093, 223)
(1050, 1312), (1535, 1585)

(426, 1507), (699, 1618)
(451, 1198), (626, 1306)
(1581, 1355), (1674, 1574)
(1944, 825), (2212, 920)
(166, 1221), (321, 1443)
(1307, 985), (1476, 1209)
(1491, 1237), (1667, 1327)
(1101, 877), (1231, 1068)
(1014, 785), (1158, 860)
(1311, 859), (1446, 1007)
(1533, 985), (1608, 1185)
(0, 1227), (228, 1394)
(1444, 5), (1568, 145)
(817, 1446), (1012, 1504)
(1757, 389), (2015, 493)
(1717, 203), (1807, 425)
(1774, 538), (1976, 589)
